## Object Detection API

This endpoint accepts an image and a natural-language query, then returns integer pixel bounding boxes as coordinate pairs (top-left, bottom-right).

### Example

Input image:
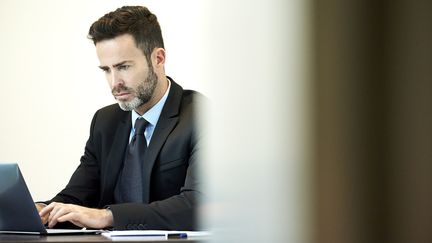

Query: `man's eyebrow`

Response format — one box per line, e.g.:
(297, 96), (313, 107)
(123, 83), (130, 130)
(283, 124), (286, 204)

(98, 61), (133, 69)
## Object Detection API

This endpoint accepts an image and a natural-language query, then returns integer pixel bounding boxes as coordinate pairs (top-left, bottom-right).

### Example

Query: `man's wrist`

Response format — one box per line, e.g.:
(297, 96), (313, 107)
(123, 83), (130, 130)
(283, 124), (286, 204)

(102, 208), (114, 228)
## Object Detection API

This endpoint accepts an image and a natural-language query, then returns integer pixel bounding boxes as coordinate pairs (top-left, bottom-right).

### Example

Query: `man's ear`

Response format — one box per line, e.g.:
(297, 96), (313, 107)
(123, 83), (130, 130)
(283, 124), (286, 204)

(153, 48), (166, 67)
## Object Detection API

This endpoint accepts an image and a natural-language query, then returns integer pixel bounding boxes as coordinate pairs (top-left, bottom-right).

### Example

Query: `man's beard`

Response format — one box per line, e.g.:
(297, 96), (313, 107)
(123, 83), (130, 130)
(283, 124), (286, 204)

(112, 67), (158, 112)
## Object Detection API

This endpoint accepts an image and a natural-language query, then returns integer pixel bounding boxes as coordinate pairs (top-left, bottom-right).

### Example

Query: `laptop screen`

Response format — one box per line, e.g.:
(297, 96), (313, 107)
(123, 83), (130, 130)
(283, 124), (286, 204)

(0, 163), (103, 235)
(0, 163), (47, 233)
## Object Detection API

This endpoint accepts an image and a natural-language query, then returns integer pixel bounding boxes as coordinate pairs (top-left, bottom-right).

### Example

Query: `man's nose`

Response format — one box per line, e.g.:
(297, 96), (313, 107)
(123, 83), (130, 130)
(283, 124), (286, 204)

(110, 71), (124, 87)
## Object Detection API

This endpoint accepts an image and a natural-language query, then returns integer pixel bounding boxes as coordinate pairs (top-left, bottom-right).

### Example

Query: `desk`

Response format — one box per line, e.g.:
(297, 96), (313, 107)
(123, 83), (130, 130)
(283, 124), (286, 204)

(0, 234), (204, 243)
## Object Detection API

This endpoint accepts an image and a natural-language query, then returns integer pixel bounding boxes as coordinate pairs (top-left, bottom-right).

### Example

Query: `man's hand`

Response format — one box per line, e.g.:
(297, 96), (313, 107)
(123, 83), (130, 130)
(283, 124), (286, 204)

(39, 202), (113, 229)
(35, 203), (49, 225)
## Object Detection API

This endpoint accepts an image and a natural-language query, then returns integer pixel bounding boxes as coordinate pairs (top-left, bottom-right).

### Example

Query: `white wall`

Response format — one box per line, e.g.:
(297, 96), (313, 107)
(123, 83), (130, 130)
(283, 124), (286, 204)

(0, 0), (208, 201)
(202, 0), (312, 242)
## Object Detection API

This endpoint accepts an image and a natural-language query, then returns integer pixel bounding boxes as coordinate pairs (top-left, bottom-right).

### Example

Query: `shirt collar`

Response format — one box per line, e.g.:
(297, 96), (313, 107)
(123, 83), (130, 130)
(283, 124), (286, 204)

(131, 78), (171, 128)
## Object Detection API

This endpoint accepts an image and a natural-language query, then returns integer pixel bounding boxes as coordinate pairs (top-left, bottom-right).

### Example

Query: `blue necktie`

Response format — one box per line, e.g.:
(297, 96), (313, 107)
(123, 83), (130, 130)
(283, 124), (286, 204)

(115, 118), (149, 203)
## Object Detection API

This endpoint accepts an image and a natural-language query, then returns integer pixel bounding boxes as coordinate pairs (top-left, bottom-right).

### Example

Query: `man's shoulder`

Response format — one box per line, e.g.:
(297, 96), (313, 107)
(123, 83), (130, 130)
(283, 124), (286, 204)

(97, 103), (123, 113)
(94, 103), (129, 121)
(168, 77), (207, 107)
(182, 89), (203, 97)
(181, 89), (207, 106)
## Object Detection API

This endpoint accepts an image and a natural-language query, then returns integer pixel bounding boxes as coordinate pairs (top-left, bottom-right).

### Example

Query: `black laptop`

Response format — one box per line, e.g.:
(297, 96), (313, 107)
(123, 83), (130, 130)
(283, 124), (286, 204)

(0, 163), (101, 235)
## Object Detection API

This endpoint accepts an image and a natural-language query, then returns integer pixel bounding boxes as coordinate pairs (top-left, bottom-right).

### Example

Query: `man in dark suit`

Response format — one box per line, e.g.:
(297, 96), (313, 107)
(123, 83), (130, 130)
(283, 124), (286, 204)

(37, 6), (203, 230)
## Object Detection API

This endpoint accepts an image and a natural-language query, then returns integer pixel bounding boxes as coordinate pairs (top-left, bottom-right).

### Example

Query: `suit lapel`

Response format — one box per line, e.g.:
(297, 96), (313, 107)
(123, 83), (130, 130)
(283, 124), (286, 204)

(142, 79), (183, 203)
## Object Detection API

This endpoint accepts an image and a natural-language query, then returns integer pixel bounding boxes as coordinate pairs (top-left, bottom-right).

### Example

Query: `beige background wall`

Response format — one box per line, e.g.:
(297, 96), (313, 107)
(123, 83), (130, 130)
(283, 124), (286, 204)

(0, 0), (209, 201)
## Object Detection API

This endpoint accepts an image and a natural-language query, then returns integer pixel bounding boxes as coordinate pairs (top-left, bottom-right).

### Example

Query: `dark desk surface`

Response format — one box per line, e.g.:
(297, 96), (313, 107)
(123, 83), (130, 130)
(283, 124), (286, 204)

(0, 234), (205, 243)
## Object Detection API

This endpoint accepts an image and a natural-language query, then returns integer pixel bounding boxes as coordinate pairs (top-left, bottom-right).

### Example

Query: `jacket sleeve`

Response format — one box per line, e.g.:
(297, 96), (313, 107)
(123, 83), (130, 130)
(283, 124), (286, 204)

(48, 109), (102, 208)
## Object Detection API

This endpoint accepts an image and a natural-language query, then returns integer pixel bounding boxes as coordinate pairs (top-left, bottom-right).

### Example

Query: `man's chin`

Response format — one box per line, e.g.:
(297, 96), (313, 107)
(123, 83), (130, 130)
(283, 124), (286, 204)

(117, 99), (143, 111)
(117, 102), (132, 111)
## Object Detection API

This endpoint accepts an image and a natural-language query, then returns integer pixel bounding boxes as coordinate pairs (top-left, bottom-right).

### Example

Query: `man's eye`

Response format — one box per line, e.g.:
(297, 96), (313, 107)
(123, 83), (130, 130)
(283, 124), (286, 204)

(101, 68), (110, 73)
(118, 65), (130, 71)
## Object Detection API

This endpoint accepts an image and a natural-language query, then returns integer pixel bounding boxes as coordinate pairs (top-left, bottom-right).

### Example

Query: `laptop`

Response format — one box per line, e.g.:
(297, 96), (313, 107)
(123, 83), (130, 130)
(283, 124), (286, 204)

(0, 163), (102, 235)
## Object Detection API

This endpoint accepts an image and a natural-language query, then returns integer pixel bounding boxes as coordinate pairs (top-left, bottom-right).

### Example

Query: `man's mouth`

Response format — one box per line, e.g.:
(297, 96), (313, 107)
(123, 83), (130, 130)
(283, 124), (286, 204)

(114, 92), (131, 100)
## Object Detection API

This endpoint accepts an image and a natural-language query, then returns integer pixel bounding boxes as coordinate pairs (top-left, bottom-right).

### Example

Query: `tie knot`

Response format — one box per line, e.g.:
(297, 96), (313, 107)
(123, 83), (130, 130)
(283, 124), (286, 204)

(134, 118), (149, 136)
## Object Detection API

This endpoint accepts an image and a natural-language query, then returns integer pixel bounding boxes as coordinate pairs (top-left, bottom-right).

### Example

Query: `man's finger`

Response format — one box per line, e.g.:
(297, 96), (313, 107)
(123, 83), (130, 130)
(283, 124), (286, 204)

(58, 213), (85, 228)
(35, 203), (49, 224)
(35, 203), (46, 212)
(39, 203), (55, 217)
(47, 204), (70, 228)
(47, 205), (62, 224)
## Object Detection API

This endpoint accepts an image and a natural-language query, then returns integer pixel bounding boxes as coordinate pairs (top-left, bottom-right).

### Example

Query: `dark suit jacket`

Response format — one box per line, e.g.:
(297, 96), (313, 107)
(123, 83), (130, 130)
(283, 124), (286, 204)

(50, 79), (203, 230)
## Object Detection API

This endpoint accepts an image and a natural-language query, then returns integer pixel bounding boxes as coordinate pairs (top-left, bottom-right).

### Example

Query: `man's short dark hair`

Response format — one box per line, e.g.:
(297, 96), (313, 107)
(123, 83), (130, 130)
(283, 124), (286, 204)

(88, 6), (164, 63)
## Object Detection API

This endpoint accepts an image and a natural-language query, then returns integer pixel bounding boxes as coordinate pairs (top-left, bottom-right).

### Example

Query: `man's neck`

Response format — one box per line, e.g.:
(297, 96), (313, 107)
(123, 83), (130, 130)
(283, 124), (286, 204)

(135, 77), (169, 115)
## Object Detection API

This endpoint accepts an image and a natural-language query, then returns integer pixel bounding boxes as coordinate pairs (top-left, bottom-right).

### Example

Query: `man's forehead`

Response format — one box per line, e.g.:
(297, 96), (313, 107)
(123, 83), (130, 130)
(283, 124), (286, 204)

(95, 35), (145, 66)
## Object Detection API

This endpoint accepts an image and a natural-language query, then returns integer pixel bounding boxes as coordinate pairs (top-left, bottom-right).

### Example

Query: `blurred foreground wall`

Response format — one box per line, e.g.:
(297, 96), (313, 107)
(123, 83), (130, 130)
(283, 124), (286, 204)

(314, 0), (432, 242)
